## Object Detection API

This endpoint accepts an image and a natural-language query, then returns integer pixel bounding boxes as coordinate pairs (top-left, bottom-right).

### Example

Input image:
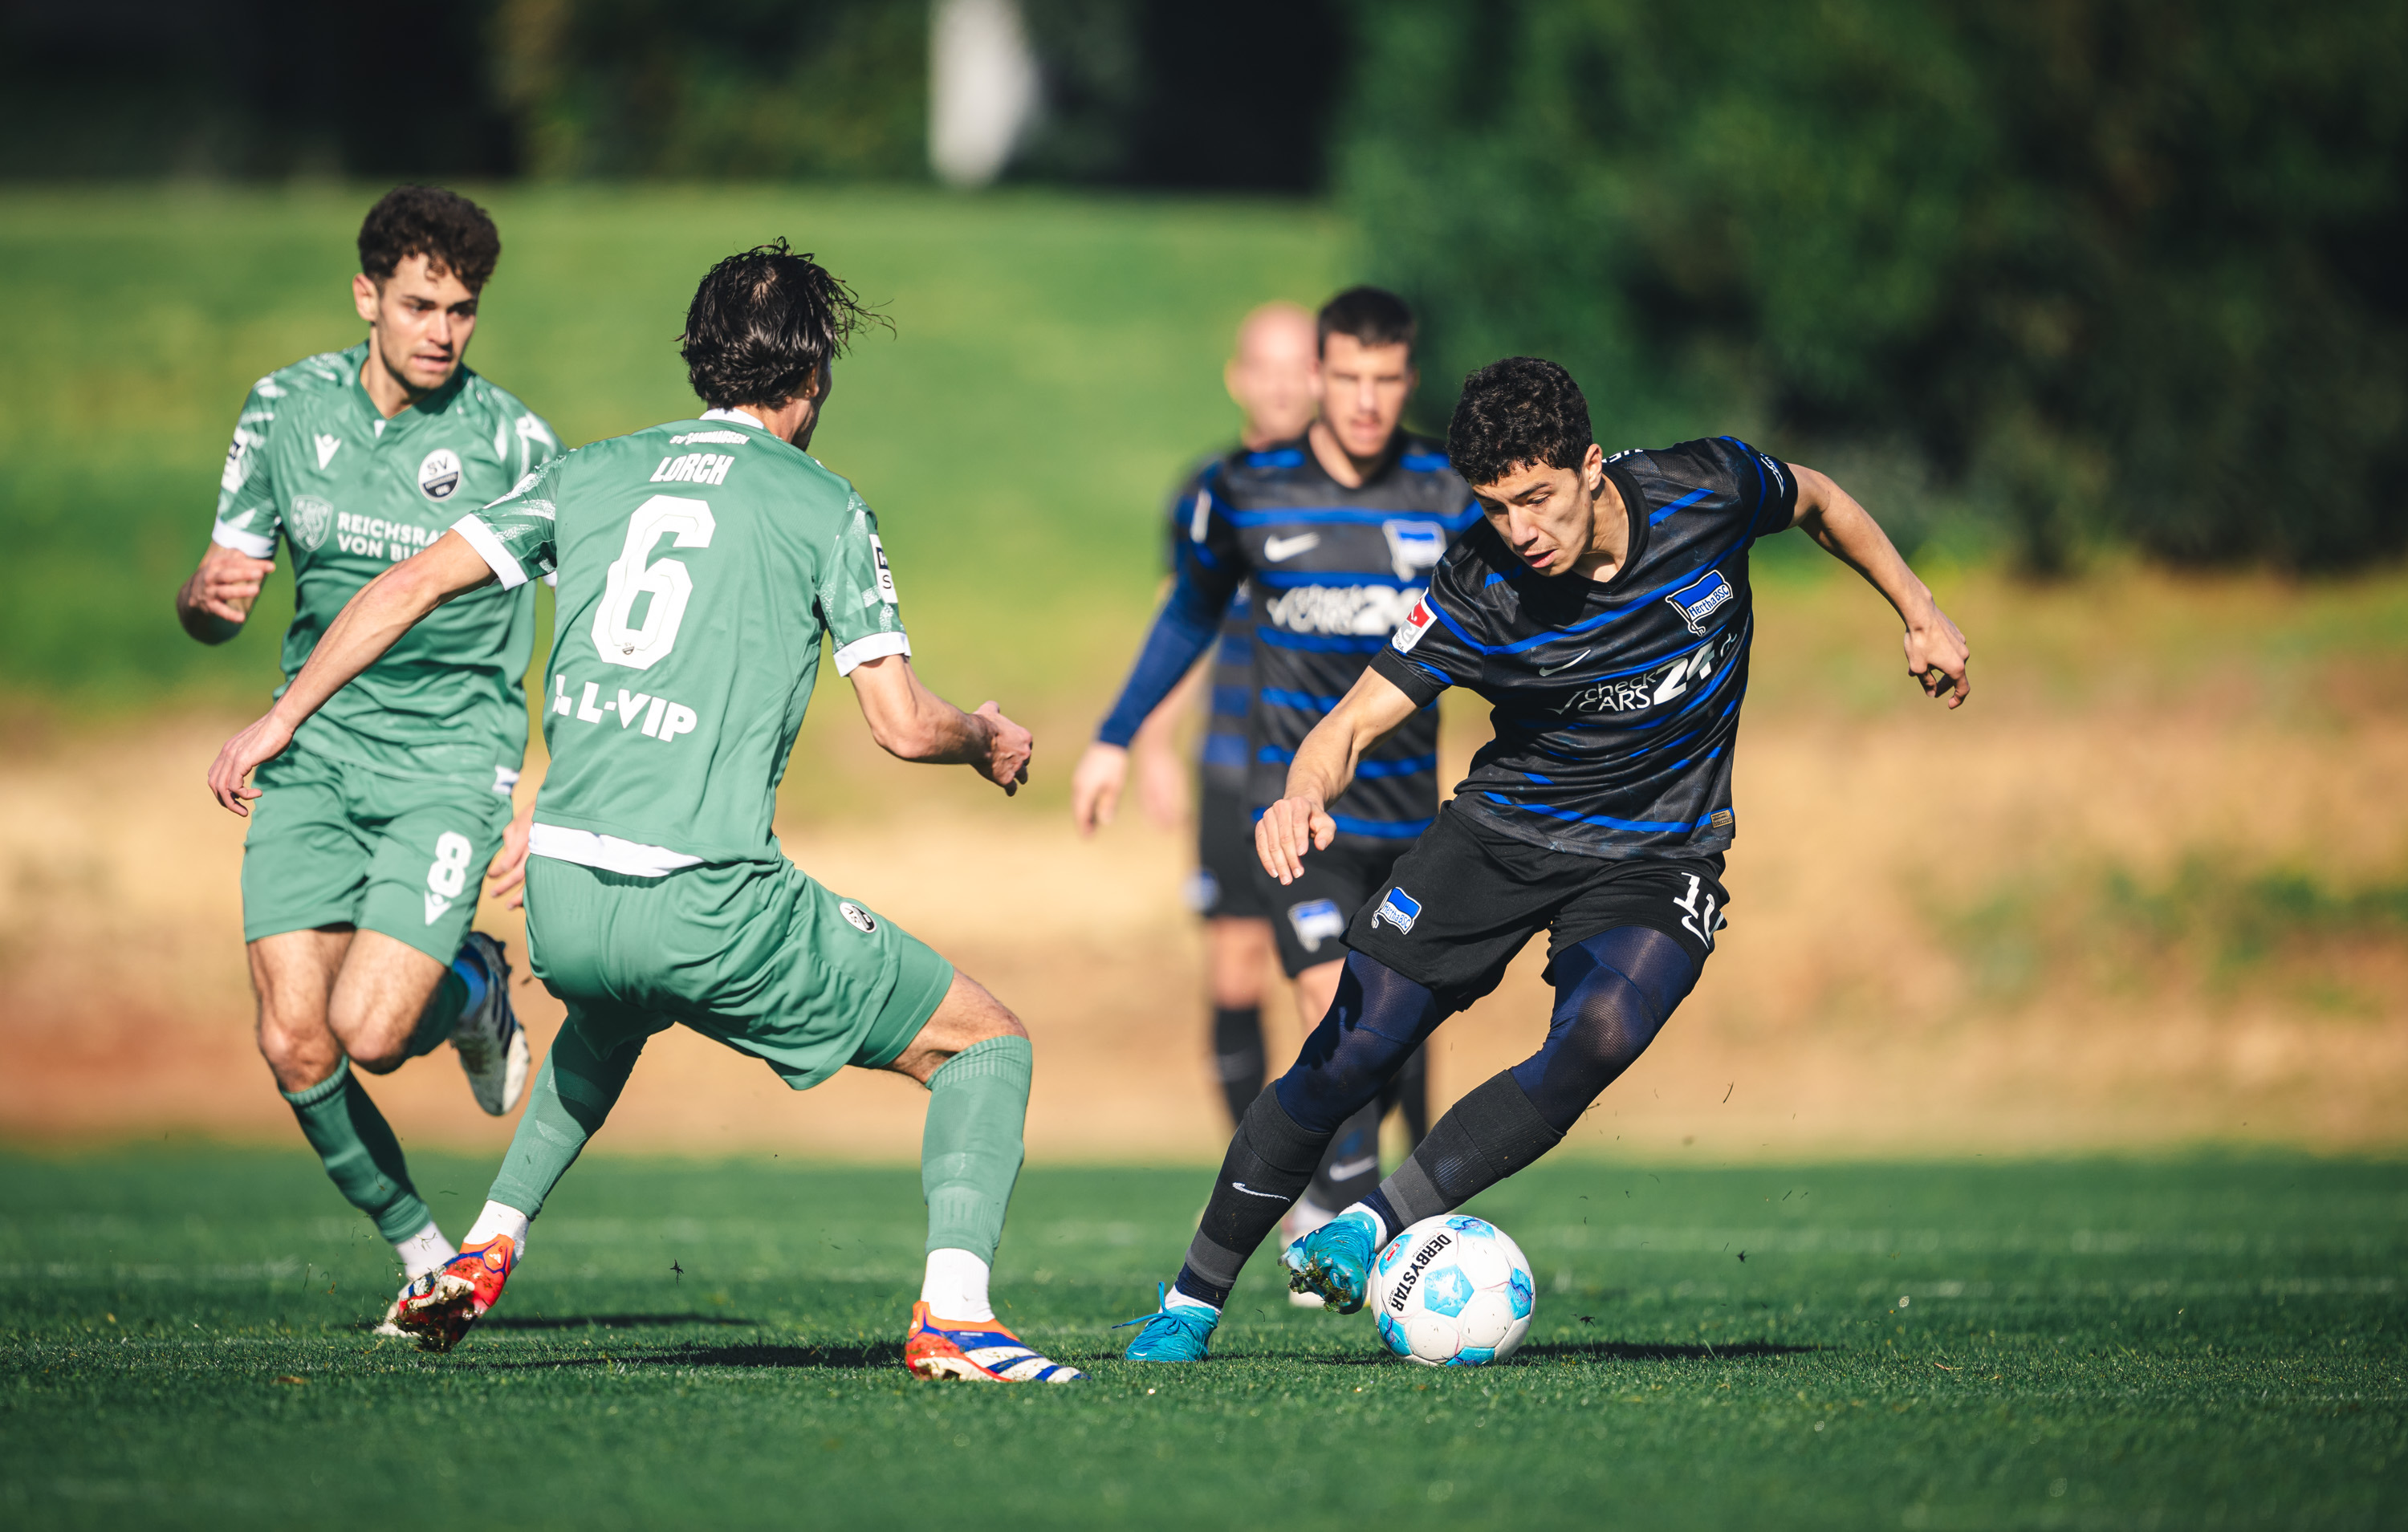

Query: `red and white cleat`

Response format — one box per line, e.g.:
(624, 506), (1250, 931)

(390, 1233), (518, 1353)
(903, 1301), (1084, 1383)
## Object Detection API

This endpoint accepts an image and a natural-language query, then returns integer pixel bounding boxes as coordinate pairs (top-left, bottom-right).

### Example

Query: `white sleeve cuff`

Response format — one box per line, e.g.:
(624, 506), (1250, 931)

(212, 521), (276, 559)
(449, 514), (528, 590)
(832, 630), (912, 676)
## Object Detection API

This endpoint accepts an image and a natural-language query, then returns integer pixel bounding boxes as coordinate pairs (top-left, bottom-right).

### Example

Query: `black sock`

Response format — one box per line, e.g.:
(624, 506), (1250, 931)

(1372, 1072), (1565, 1229)
(1210, 1006), (1263, 1128)
(1173, 1087), (1332, 1307)
(1303, 1096), (1385, 1211)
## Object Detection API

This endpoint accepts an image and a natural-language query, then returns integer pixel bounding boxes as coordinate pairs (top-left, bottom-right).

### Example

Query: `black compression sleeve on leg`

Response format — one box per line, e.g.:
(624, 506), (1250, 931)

(1175, 1086), (1332, 1306)
(1374, 1073), (1565, 1229)
(1210, 1006), (1264, 1128)
(1304, 1095), (1385, 1212)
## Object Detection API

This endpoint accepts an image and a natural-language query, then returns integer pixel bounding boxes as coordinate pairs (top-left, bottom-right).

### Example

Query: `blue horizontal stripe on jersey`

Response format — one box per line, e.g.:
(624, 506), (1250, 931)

(1428, 522), (1758, 656)
(1255, 628), (1391, 653)
(1225, 505), (1481, 531)
(1331, 813), (1434, 838)
(1215, 636), (1251, 664)
(1252, 570), (1425, 589)
(1260, 685), (1347, 712)
(1247, 448), (1308, 468)
(1407, 660), (1451, 686)
(1523, 771), (1554, 784)
(1401, 452), (1451, 472)
(1211, 685), (1251, 717)
(1648, 486), (1712, 526)
(1253, 746), (1435, 780)
(1200, 734), (1250, 768)
(1479, 793), (1714, 835)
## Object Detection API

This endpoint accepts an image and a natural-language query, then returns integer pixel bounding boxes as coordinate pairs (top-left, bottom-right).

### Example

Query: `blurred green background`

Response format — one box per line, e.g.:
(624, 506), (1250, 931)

(0, 185), (1344, 713)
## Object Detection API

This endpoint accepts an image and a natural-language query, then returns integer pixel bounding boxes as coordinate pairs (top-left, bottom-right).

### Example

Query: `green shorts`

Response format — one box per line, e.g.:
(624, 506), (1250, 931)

(241, 744), (513, 962)
(522, 855), (955, 1090)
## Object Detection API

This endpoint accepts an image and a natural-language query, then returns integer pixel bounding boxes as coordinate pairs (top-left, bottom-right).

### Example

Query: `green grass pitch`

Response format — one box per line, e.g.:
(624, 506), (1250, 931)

(2, 1149), (2399, 1528)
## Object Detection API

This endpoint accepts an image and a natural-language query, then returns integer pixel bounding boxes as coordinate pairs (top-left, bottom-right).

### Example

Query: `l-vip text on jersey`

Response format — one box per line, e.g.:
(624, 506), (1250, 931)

(552, 675), (698, 743)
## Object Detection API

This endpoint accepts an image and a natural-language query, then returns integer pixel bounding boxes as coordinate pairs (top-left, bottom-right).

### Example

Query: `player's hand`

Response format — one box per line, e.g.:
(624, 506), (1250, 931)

(1903, 603), (1971, 709)
(485, 806), (534, 911)
(184, 545), (275, 625)
(972, 701), (1031, 796)
(1070, 742), (1128, 835)
(1255, 794), (1334, 885)
(206, 710), (296, 816)
(1133, 737), (1189, 831)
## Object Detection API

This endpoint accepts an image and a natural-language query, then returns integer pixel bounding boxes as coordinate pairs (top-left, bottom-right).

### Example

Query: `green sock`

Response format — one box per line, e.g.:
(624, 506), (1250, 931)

(486, 1019), (645, 1219)
(404, 968), (472, 1061)
(921, 1035), (1032, 1262)
(281, 1059), (430, 1245)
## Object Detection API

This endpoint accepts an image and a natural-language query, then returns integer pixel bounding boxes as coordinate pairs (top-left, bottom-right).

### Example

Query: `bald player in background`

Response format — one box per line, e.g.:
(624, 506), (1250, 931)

(1085, 303), (1317, 1128)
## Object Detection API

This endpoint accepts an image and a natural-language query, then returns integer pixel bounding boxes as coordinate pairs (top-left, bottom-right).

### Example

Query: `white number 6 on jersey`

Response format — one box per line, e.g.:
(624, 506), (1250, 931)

(592, 494), (717, 670)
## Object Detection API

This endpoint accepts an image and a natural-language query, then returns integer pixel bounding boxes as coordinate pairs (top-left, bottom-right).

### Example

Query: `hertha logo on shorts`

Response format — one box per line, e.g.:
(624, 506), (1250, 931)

(1287, 898), (1347, 954)
(1663, 568), (1736, 636)
(1373, 886), (1422, 935)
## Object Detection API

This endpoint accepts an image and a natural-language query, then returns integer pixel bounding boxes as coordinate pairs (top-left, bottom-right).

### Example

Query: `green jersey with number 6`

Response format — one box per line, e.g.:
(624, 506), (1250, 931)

(214, 342), (560, 782)
(456, 408), (911, 868)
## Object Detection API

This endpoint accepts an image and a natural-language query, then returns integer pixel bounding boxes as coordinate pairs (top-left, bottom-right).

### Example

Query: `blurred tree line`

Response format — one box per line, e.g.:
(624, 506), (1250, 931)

(3, 0), (2398, 566)
(1344, 0), (2408, 570)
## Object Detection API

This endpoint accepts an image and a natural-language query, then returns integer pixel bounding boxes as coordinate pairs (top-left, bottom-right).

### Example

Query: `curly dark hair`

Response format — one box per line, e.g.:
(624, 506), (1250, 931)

(1316, 285), (1417, 357)
(680, 240), (885, 410)
(1447, 357), (1595, 490)
(357, 185), (502, 292)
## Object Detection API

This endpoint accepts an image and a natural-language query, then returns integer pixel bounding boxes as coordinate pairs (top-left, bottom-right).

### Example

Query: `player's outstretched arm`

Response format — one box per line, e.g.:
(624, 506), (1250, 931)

(1256, 668), (1422, 885)
(848, 653), (1031, 795)
(176, 542), (277, 644)
(1787, 464), (1971, 709)
(205, 531), (499, 815)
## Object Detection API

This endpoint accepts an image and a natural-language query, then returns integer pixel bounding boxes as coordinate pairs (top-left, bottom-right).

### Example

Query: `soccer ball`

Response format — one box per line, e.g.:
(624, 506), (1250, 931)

(1369, 1214), (1534, 1367)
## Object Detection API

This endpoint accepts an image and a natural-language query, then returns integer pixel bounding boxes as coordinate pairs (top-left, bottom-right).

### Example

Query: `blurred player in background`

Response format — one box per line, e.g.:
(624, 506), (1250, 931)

(1074, 288), (1479, 1267)
(208, 241), (1082, 1383)
(1119, 357), (1970, 1360)
(1097, 302), (1315, 1130)
(173, 186), (555, 1318)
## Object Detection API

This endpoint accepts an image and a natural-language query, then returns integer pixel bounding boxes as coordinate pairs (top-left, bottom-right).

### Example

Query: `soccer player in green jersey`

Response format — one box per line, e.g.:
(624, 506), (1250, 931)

(205, 242), (1083, 1383)
(175, 187), (559, 1322)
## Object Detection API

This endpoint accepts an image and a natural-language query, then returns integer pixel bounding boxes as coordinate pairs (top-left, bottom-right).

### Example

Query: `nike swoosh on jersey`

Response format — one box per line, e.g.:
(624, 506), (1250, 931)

(1536, 648), (1593, 677)
(1262, 533), (1321, 562)
(1230, 1182), (1288, 1200)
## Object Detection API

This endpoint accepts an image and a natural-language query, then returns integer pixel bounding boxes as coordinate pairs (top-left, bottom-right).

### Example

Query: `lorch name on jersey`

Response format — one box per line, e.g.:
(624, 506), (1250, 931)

(458, 409), (913, 868)
(1368, 437), (1799, 859)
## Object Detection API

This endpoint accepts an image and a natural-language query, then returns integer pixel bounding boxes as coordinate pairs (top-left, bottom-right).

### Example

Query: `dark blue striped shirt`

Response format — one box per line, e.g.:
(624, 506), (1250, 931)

(1370, 437), (1797, 859)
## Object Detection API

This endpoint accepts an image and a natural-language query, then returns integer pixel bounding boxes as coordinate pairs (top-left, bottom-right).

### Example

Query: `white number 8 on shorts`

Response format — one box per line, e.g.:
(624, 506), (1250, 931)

(427, 831), (474, 900)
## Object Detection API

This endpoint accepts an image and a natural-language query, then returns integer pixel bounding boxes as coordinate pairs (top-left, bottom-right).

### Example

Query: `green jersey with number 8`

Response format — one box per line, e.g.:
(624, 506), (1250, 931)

(456, 408), (909, 869)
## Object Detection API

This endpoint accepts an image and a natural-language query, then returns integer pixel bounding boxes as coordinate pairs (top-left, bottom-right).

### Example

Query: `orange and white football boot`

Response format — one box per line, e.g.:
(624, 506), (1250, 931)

(903, 1301), (1084, 1382)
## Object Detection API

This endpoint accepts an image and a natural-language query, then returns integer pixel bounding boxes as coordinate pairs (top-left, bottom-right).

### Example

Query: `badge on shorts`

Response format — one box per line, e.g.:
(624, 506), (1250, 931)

(1373, 886), (1422, 935)
(1286, 898), (1345, 953)
(840, 901), (877, 934)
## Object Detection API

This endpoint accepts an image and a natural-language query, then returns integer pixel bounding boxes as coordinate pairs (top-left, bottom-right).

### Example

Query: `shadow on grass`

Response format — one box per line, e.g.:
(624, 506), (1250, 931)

(467, 1340), (904, 1371)
(1515, 1340), (1824, 1362)
(481, 1314), (764, 1332)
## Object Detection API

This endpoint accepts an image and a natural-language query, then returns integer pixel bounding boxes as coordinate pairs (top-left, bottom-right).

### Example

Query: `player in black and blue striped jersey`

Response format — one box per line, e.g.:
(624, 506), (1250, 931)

(1119, 356), (1970, 1359)
(1076, 288), (1478, 1242)
(1121, 303), (1319, 1130)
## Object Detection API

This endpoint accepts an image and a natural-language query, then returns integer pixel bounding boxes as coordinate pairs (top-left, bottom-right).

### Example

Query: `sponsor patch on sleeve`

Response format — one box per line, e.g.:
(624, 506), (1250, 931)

(1391, 595), (1437, 654)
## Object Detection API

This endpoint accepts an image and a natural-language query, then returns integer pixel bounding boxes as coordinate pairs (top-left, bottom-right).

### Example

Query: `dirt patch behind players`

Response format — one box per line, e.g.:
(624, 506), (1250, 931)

(2, 566), (2402, 1160)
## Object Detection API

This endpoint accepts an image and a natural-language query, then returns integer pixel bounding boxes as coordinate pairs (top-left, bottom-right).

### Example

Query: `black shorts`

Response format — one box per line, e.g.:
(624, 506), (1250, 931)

(1260, 833), (1407, 978)
(1344, 802), (1730, 1011)
(1190, 782), (1270, 921)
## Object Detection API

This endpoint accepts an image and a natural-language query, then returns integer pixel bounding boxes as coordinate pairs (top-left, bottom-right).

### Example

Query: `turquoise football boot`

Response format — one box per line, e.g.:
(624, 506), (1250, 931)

(1281, 1207), (1381, 1313)
(1115, 1284), (1218, 1362)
